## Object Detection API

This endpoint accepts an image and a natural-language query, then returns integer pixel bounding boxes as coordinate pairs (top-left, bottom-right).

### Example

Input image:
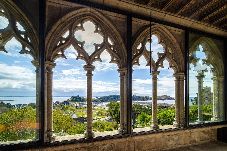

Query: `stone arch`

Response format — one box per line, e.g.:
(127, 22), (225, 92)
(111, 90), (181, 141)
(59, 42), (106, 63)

(0, 0), (38, 62)
(46, 7), (127, 68)
(189, 37), (224, 76)
(132, 24), (184, 73)
(132, 24), (185, 128)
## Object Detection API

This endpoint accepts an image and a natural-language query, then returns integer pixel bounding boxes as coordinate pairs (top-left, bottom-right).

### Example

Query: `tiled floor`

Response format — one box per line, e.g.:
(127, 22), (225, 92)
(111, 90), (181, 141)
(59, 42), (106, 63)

(167, 141), (227, 151)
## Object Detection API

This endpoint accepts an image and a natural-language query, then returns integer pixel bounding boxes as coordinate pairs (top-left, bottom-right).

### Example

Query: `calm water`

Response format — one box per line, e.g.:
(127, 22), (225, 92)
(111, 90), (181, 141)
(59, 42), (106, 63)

(0, 96), (194, 105)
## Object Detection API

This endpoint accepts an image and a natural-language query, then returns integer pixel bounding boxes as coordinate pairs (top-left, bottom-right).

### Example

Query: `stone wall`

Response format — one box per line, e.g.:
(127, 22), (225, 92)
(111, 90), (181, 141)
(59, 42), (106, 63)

(24, 125), (225, 151)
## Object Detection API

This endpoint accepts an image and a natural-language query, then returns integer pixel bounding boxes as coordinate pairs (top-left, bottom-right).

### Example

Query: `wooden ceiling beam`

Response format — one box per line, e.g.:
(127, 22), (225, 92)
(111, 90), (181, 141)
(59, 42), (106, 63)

(162, 0), (175, 11)
(221, 23), (227, 29)
(147, 0), (155, 6)
(202, 4), (227, 21)
(190, 0), (218, 18)
(176, 0), (195, 15)
(213, 16), (227, 25)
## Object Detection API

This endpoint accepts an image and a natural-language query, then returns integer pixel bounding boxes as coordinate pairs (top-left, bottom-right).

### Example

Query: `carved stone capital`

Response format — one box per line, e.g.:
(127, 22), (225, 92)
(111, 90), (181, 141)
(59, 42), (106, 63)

(84, 64), (95, 75)
(118, 68), (127, 76)
(45, 61), (56, 73)
(174, 72), (184, 80)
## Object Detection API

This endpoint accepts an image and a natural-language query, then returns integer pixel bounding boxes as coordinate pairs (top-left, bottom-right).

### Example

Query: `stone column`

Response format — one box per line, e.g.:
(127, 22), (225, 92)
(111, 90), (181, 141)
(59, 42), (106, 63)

(118, 68), (127, 134)
(173, 73), (185, 128)
(32, 60), (40, 139)
(218, 76), (224, 121)
(84, 64), (95, 138)
(196, 72), (205, 123)
(45, 61), (56, 142)
(212, 75), (218, 121)
(152, 71), (159, 130)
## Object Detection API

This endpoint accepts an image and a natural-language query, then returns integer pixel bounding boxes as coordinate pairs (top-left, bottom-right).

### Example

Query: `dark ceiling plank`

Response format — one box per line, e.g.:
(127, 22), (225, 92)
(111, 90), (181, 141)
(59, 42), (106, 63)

(176, 0), (196, 15)
(190, 0), (218, 18)
(162, 0), (175, 11)
(221, 23), (227, 29)
(202, 4), (227, 21)
(213, 16), (227, 25)
(147, 0), (155, 6)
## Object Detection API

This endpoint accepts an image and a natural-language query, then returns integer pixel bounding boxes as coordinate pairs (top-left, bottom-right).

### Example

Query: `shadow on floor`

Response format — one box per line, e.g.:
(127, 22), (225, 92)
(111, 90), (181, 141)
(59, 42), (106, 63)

(166, 141), (227, 151)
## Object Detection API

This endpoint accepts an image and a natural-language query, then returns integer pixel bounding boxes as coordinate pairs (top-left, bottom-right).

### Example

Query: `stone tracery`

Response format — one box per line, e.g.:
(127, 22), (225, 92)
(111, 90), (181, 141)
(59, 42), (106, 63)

(132, 24), (185, 128)
(0, 1), (38, 61)
(46, 8), (127, 139)
(189, 37), (224, 123)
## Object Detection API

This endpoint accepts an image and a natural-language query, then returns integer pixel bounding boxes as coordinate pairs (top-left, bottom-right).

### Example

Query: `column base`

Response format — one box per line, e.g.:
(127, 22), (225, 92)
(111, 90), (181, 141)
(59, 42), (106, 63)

(211, 116), (220, 122)
(173, 121), (180, 128)
(46, 130), (55, 142)
(152, 124), (159, 130)
(173, 121), (184, 128)
(85, 131), (95, 139)
(196, 120), (205, 124)
(118, 127), (127, 134)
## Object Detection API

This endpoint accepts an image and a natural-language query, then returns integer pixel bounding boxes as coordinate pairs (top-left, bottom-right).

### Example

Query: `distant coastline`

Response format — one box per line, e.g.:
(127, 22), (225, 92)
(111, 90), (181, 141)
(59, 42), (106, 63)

(0, 95), (195, 105)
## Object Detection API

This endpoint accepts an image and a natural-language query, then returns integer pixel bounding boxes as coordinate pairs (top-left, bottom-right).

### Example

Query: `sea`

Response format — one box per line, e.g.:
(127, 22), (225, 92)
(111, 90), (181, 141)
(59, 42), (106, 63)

(0, 96), (195, 105)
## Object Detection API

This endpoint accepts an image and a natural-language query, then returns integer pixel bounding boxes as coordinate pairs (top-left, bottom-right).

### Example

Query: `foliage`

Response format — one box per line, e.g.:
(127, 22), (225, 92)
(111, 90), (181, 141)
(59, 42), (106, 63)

(0, 106), (37, 142)
(94, 107), (108, 118)
(53, 109), (74, 133)
(189, 104), (213, 122)
(68, 95), (85, 102)
(157, 108), (175, 125)
(93, 120), (118, 132)
(132, 104), (151, 115)
(107, 102), (120, 123)
(136, 112), (151, 127)
(66, 123), (86, 135)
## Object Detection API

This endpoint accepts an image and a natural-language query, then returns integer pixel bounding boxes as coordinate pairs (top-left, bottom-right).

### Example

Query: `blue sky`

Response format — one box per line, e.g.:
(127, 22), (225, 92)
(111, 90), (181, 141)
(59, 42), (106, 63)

(0, 20), (213, 99)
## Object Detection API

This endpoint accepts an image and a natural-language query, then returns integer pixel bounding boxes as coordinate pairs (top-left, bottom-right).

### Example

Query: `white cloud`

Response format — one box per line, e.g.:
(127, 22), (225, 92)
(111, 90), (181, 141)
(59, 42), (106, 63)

(62, 69), (82, 76)
(0, 63), (35, 90)
(1, 37), (32, 59)
(0, 16), (9, 29)
(74, 21), (103, 56)
(53, 76), (119, 94)
(93, 50), (118, 72)
(133, 55), (150, 70)
(132, 78), (152, 96)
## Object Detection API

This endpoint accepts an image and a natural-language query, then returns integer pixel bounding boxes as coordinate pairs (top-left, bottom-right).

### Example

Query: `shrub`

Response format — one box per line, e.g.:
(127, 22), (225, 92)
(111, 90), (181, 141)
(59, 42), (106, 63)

(107, 102), (120, 123)
(93, 120), (118, 132)
(136, 112), (151, 127)
(157, 108), (175, 125)
(66, 123), (86, 135)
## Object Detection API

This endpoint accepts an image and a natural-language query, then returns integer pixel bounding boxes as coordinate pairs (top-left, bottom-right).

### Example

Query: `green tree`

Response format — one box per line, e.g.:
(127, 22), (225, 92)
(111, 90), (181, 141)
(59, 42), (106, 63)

(136, 112), (151, 127)
(107, 102), (120, 123)
(53, 109), (74, 133)
(157, 108), (175, 125)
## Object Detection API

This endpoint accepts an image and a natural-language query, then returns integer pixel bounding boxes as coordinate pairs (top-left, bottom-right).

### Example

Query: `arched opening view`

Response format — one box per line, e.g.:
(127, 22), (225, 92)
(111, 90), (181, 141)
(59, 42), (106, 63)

(132, 33), (180, 132)
(92, 50), (120, 137)
(53, 45), (87, 140)
(47, 14), (126, 140)
(189, 39), (224, 124)
(0, 2), (39, 144)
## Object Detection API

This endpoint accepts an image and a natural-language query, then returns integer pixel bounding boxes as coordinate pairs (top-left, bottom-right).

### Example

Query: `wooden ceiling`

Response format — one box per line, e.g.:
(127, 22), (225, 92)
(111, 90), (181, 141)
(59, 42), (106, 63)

(125, 0), (227, 31)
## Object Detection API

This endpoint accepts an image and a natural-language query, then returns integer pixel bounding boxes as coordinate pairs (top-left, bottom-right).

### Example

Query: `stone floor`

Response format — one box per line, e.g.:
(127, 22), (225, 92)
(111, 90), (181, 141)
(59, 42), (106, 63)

(166, 141), (227, 151)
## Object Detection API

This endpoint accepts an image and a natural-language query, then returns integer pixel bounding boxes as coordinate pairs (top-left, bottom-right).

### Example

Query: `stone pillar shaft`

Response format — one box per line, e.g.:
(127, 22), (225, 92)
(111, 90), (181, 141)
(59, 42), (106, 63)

(118, 68), (127, 134)
(152, 71), (159, 130)
(84, 64), (95, 138)
(45, 61), (55, 142)
(174, 73), (184, 128)
(196, 72), (204, 122)
(218, 76), (224, 121)
(212, 76), (218, 121)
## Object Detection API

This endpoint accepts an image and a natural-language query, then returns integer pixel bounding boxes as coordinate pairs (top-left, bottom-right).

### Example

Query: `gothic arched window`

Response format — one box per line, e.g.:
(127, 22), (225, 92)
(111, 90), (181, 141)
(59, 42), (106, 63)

(189, 36), (224, 124)
(46, 8), (126, 140)
(0, 1), (38, 144)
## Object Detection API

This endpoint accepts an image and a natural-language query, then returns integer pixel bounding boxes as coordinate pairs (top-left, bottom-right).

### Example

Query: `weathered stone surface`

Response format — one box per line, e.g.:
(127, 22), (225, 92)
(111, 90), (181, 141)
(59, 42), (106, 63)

(19, 125), (226, 151)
